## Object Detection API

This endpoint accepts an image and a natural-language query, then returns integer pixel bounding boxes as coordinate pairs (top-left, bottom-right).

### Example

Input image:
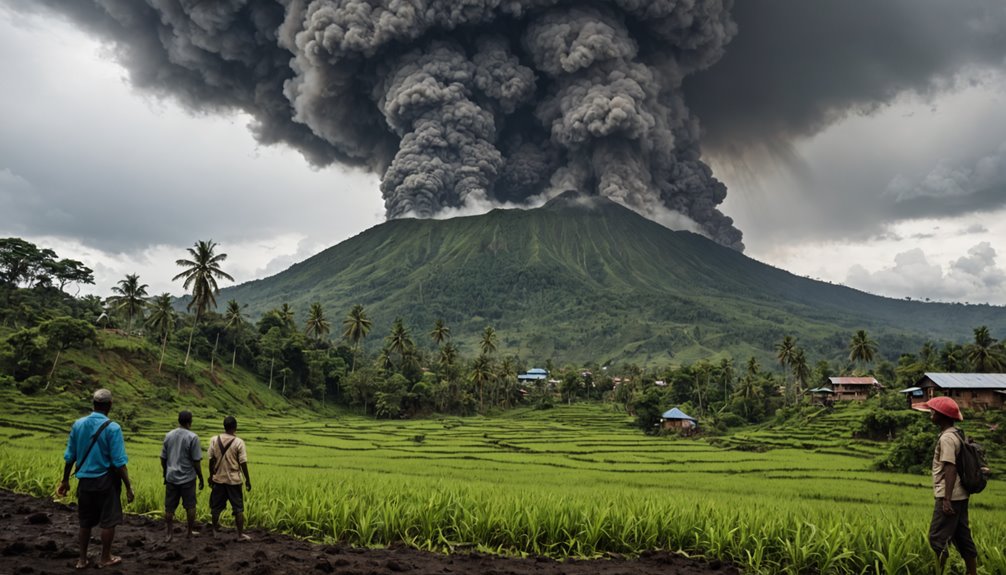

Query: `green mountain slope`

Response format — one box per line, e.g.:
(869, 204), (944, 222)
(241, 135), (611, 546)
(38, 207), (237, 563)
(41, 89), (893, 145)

(220, 192), (1006, 365)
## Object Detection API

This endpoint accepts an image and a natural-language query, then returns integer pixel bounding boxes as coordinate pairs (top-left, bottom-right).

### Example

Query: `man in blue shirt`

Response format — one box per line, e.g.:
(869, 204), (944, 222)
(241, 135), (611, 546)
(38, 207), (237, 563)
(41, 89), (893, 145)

(58, 389), (134, 570)
(161, 410), (204, 541)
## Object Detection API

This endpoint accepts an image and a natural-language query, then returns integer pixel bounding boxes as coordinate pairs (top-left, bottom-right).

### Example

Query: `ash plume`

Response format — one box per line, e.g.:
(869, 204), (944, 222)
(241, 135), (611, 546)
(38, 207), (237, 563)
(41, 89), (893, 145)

(13, 0), (743, 250)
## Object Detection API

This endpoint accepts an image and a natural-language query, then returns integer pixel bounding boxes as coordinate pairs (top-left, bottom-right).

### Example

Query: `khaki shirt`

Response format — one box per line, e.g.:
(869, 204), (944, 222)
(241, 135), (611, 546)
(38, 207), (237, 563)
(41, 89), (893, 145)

(208, 433), (247, 486)
(932, 427), (968, 501)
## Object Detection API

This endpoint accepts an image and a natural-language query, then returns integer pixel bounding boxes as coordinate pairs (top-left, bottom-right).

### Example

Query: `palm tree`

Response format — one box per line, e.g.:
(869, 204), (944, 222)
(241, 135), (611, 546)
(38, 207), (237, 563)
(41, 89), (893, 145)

(848, 330), (877, 373)
(470, 354), (494, 412)
(342, 304), (372, 372)
(439, 341), (458, 369)
(967, 326), (1006, 373)
(145, 293), (176, 373)
(430, 319), (450, 347)
(109, 274), (148, 335)
(775, 335), (797, 404)
(386, 318), (415, 370)
(791, 348), (811, 403)
(279, 303), (295, 330)
(173, 240), (234, 366)
(304, 302), (331, 342)
(498, 356), (518, 408)
(223, 300), (245, 369)
(479, 326), (498, 356)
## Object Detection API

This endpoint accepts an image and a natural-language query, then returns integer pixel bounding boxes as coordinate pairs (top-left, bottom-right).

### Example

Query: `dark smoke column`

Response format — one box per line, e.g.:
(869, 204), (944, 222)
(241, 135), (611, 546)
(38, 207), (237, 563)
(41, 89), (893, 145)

(14, 0), (743, 250)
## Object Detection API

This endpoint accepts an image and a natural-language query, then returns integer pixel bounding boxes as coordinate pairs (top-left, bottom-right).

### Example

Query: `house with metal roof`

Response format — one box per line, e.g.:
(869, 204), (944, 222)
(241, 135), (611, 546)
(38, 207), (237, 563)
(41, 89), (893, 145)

(827, 376), (882, 401)
(517, 368), (548, 382)
(660, 407), (698, 432)
(913, 373), (1006, 410)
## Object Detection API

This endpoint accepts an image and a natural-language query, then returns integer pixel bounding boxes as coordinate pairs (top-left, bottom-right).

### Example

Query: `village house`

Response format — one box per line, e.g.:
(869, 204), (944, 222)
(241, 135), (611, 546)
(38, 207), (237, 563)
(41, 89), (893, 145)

(660, 407), (697, 432)
(827, 376), (882, 401)
(911, 373), (1006, 410)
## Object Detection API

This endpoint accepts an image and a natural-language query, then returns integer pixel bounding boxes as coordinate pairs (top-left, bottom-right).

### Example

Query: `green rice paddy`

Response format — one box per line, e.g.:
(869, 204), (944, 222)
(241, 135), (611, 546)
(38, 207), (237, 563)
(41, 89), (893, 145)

(1, 394), (1003, 574)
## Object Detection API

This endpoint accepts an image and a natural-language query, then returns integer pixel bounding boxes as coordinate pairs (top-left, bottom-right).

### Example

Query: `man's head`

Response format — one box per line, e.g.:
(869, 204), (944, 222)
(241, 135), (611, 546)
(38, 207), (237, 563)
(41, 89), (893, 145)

(178, 410), (193, 428)
(92, 388), (112, 414)
(223, 415), (237, 433)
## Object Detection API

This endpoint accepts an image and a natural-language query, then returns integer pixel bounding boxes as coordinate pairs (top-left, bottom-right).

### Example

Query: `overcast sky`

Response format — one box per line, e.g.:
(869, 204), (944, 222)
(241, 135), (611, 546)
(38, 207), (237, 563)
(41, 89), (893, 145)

(1, 3), (1005, 305)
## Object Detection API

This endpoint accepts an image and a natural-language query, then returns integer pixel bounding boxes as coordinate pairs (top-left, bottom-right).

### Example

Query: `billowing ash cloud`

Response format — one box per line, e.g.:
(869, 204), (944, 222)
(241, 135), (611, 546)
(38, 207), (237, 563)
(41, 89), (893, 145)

(10, 0), (743, 250)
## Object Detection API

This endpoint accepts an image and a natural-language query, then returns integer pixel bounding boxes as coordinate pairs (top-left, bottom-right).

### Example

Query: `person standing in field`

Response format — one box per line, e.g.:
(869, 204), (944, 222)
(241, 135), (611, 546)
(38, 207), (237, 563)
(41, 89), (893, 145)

(161, 410), (204, 541)
(208, 415), (252, 541)
(914, 396), (978, 575)
(57, 388), (135, 569)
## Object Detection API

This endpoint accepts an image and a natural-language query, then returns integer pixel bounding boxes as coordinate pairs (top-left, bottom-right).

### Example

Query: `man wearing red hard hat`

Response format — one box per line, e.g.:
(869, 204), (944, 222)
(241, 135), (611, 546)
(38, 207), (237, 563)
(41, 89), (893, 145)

(912, 396), (977, 575)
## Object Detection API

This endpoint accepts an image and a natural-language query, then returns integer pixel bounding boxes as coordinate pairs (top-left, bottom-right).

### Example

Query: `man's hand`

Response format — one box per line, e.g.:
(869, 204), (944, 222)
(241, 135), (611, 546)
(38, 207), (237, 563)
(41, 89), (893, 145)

(57, 480), (70, 498)
(942, 498), (955, 515)
(198, 478), (204, 491)
(125, 487), (135, 504)
(245, 482), (252, 492)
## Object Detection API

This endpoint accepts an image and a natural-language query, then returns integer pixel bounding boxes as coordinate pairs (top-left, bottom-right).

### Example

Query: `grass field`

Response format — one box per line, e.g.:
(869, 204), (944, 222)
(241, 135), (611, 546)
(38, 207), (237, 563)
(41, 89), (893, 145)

(1, 393), (1003, 574)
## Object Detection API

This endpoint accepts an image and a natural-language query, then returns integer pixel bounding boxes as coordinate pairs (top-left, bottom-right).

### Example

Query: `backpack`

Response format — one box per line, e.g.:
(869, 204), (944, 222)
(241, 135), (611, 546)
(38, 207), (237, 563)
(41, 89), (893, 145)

(953, 428), (990, 495)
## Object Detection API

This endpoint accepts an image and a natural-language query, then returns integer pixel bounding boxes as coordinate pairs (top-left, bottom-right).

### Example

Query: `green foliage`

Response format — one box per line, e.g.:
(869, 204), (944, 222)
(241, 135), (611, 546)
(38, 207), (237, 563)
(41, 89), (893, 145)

(875, 419), (934, 474)
(854, 407), (917, 440)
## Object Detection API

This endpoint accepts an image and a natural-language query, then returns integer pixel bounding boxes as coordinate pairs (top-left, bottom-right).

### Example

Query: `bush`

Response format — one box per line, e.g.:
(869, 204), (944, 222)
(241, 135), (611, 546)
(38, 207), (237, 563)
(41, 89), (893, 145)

(875, 419), (934, 474)
(855, 407), (917, 440)
(719, 412), (746, 428)
(17, 375), (45, 395)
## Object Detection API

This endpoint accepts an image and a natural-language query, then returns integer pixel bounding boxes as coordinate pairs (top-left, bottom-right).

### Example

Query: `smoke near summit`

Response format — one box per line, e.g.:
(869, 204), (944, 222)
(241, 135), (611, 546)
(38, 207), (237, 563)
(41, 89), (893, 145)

(15, 0), (744, 250)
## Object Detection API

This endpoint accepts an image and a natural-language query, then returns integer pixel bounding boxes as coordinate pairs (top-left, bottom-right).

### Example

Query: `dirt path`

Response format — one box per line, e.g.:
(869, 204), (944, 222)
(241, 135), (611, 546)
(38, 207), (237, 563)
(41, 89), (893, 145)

(0, 490), (738, 575)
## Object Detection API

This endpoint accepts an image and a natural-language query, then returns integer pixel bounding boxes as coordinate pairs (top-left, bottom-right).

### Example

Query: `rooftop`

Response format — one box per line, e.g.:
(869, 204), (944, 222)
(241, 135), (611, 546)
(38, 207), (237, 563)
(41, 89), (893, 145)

(919, 373), (1006, 390)
(828, 377), (880, 385)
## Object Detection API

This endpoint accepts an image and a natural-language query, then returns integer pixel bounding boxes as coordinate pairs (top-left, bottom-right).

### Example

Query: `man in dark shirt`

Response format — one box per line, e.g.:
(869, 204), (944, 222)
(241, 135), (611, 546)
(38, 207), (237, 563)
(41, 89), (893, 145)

(58, 389), (135, 569)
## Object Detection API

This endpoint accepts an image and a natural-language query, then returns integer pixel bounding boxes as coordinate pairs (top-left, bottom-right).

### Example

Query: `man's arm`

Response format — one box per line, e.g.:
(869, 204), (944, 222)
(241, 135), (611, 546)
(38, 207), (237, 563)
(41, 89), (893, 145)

(161, 456), (168, 484)
(240, 462), (251, 492)
(57, 461), (73, 497)
(943, 463), (958, 515)
(195, 458), (204, 490)
(115, 465), (135, 503)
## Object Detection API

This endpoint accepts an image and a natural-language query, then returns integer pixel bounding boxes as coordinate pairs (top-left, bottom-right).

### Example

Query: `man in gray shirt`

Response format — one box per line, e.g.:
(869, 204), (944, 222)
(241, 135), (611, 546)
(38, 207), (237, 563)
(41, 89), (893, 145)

(161, 410), (204, 541)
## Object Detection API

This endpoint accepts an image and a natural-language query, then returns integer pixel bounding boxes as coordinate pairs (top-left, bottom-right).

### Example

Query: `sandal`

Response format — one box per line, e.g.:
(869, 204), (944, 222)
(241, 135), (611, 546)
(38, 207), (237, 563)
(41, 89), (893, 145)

(98, 555), (122, 568)
(75, 558), (90, 570)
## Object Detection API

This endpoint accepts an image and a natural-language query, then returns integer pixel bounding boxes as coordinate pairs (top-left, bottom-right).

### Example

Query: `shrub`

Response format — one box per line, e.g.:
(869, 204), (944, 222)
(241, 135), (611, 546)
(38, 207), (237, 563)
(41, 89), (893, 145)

(875, 419), (934, 473)
(855, 407), (917, 440)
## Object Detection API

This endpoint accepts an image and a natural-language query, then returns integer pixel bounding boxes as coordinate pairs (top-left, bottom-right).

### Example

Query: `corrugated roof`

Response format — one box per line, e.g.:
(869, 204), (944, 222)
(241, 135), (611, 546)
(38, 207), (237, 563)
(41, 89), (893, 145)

(920, 373), (1006, 389)
(828, 377), (879, 385)
(898, 387), (922, 393)
(527, 368), (548, 375)
(661, 407), (696, 421)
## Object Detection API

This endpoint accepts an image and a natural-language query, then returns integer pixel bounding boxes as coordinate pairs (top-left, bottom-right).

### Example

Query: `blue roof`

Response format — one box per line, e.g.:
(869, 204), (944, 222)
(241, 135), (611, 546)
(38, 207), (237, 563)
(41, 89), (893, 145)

(527, 368), (548, 375)
(661, 407), (696, 421)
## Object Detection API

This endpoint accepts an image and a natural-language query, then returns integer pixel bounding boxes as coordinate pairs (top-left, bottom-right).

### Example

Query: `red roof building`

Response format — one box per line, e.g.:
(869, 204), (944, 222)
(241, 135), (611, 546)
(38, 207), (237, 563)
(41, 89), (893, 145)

(827, 376), (882, 401)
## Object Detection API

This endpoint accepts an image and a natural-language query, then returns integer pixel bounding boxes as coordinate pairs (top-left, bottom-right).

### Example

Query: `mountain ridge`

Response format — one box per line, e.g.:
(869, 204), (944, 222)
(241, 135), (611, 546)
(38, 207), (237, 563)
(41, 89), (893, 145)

(219, 194), (1006, 366)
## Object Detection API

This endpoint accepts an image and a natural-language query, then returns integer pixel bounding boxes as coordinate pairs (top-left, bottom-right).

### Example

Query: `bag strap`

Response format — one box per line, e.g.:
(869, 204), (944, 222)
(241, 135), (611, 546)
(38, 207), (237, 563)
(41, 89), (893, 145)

(210, 436), (235, 477)
(73, 419), (113, 477)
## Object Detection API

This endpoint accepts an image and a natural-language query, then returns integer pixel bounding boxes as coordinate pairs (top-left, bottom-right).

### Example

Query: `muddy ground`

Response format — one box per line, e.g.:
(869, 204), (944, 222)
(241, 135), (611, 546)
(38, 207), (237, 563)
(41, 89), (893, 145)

(0, 490), (738, 575)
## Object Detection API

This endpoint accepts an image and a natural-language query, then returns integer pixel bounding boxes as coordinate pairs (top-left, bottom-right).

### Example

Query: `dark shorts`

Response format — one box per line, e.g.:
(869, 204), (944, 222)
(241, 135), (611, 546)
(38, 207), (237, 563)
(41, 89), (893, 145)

(929, 499), (978, 559)
(77, 473), (122, 529)
(165, 479), (198, 513)
(210, 483), (243, 514)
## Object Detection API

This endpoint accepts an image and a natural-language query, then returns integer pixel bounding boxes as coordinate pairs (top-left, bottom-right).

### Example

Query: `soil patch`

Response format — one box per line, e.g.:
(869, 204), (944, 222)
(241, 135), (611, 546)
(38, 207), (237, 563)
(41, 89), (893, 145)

(0, 490), (738, 575)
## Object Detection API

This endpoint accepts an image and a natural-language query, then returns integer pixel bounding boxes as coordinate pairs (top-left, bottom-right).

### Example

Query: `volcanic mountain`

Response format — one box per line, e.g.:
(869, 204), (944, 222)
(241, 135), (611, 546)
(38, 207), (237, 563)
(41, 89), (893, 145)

(220, 192), (1006, 365)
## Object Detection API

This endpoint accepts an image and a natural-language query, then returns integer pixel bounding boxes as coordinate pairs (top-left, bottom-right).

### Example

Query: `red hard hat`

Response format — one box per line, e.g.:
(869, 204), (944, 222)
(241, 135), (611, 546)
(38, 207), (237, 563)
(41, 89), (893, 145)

(912, 396), (963, 421)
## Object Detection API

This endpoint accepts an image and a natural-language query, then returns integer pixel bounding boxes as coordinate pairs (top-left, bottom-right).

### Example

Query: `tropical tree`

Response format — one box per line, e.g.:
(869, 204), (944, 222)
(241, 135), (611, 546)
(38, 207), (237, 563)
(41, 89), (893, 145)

(173, 240), (234, 366)
(470, 354), (494, 412)
(279, 303), (296, 330)
(967, 325), (1006, 372)
(386, 318), (415, 371)
(108, 274), (148, 335)
(304, 302), (331, 342)
(848, 330), (878, 373)
(791, 348), (811, 403)
(430, 319), (450, 347)
(223, 300), (245, 369)
(145, 293), (176, 373)
(479, 326), (498, 356)
(342, 304), (372, 372)
(775, 335), (797, 404)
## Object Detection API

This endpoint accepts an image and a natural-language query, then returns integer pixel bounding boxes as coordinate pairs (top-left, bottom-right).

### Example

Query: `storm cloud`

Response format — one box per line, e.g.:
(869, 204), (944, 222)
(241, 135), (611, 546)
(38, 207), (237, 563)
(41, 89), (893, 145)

(8, 0), (744, 249)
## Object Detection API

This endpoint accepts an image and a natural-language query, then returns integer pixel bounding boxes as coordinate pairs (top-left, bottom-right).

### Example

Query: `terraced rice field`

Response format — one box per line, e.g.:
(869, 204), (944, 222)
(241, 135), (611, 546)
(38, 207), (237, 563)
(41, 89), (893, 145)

(1, 393), (1003, 574)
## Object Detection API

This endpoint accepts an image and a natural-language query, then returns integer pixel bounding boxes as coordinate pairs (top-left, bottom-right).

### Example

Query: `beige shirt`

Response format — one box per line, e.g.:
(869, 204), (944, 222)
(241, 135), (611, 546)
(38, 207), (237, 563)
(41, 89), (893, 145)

(932, 427), (968, 501)
(208, 433), (247, 485)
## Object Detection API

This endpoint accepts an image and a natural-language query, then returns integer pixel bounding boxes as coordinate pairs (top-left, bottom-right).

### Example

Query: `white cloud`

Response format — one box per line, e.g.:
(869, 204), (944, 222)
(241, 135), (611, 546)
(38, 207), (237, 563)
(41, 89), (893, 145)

(886, 141), (1006, 202)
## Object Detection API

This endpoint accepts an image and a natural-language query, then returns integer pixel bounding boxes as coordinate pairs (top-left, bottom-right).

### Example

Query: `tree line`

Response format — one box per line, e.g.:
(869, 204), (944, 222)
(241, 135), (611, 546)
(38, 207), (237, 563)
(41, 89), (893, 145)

(2, 236), (1005, 426)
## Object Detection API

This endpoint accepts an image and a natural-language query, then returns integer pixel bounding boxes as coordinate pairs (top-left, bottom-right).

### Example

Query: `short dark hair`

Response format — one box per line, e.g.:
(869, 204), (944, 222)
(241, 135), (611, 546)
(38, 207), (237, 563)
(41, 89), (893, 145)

(92, 401), (111, 413)
(223, 416), (237, 432)
(178, 410), (193, 426)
